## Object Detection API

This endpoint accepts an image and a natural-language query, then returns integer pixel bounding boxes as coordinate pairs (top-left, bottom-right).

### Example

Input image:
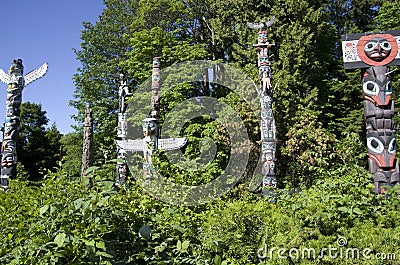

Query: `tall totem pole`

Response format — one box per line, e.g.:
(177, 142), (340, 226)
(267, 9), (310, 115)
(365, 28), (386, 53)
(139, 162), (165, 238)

(117, 57), (186, 183)
(342, 31), (400, 193)
(81, 103), (94, 177)
(115, 73), (131, 188)
(0, 59), (48, 191)
(248, 18), (277, 194)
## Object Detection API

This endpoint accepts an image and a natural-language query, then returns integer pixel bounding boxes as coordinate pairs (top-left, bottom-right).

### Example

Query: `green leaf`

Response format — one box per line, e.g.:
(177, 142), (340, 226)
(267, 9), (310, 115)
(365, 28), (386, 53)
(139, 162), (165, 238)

(214, 254), (222, 265)
(85, 166), (99, 174)
(171, 223), (185, 233)
(353, 207), (363, 215)
(54, 233), (66, 248)
(85, 239), (96, 247)
(181, 240), (190, 252)
(338, 206), (349, 213)
(96, 240), (106, 250)
(39, 205), (49, 216)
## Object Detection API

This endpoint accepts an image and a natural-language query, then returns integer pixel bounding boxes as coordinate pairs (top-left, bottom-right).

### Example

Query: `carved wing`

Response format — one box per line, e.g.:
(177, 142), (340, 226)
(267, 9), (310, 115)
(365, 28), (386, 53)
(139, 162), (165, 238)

(0, 68), (11, 84)
(264, 16), (276, 27)
(116, 139), (146, 152)
(158, 138), (187, 150)
(247, 22), (264, 30)
(24, 62), (48, 86)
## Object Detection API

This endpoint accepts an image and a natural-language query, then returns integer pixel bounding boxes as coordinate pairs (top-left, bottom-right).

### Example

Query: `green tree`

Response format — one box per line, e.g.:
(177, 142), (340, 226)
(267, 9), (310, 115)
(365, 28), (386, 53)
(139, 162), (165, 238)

(18, 102), (62, 180)
(60, 132), (83, 177)
(375, 0), (400, 30)
(71, 0), (139, 164)
(72, 0), (394, 188)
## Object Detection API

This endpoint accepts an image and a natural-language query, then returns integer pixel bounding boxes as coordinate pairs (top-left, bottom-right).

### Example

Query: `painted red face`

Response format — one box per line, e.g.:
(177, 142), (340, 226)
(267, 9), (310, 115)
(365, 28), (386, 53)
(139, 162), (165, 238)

(357, 33), (398, 66)
(364, 37), (391, 61)
(259, 56), (270, 66)
(362, 75), (392, 106)
(367, 132), (396, 168)
(257, 30), (268, 44)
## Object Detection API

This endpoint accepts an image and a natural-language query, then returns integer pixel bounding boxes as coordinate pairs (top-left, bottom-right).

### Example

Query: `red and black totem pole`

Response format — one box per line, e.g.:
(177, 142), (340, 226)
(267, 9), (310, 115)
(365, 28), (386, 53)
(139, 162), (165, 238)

(342, 31), (400, 193)
(248, 17), (277, 195)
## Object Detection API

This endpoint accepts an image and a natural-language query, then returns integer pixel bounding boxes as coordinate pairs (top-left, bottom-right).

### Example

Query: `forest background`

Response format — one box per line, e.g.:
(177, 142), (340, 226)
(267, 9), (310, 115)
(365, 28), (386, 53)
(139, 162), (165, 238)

(1, 0), (400, 264)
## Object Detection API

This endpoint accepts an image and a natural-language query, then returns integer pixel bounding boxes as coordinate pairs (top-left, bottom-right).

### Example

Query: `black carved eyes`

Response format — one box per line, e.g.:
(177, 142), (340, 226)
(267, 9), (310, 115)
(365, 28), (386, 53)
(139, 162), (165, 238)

(389, 138), (396, 154)
(362, 79), (392, 95)
(363, 81), (379, 95)
(364, 40), (391, 52)
(367, 137), (384, 153)
(380, 41), (391, 51)
(367, 137), (396, 154)
(386, 80), (392, 94)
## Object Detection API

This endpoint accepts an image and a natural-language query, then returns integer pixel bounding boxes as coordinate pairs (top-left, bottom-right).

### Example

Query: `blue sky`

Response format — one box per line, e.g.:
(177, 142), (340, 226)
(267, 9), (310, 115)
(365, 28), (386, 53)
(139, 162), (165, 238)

(0, 1), (105, 135)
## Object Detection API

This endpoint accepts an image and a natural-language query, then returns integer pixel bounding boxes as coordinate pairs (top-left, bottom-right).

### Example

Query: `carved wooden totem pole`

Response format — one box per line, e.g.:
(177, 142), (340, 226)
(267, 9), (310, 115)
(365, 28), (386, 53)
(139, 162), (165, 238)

(81, 103), (94, 177)
(248, 18), (277, 194)
(342, 30), (400, 193)
(0, 59), (48, 191)
(117, 57), (186, 183)
(115, 73), (131, 188)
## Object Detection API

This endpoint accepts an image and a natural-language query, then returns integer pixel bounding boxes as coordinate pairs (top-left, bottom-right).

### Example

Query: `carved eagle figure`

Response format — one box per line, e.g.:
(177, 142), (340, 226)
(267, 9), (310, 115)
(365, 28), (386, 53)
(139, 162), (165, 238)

(247, 16), (276, 30)
(0, 62), (48, 86)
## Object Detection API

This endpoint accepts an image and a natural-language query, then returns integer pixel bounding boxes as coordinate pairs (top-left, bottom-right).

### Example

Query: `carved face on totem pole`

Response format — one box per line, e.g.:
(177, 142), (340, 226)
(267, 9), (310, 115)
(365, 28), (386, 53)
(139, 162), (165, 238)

(263, 176), (277, 187)
(259, 55), (271, 67)
(342, 32), (400, 69)
(367, 131), (396, 169)
(257, 30), (269, 44)
(362, 74), (392, 107)
(363, 37), (392, 62)
(142, 118), (158, 138)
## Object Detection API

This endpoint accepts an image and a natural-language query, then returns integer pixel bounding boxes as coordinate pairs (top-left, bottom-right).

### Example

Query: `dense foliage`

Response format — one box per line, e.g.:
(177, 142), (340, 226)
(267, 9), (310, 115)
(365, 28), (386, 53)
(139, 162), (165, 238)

(18, 102), (62, 180)
(1, 0), (400, 264)
(1, 157), (400, 264)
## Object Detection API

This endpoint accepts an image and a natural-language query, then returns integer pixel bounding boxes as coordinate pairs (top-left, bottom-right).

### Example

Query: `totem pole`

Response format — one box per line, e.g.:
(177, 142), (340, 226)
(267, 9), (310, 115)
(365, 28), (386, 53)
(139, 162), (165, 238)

(81, 103), (94, 177)
(341, 30), (400, 193)
(0, 59), (48, 191)
(117, 57), (186, 183)
(248, 17), (278, 194)
(115, 73), (131, 188)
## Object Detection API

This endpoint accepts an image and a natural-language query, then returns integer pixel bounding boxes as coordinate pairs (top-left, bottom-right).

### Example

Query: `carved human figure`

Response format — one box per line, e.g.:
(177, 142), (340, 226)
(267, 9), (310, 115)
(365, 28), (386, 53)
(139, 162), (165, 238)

(118, 75), (131, 113)
(363, 37), (392, 61)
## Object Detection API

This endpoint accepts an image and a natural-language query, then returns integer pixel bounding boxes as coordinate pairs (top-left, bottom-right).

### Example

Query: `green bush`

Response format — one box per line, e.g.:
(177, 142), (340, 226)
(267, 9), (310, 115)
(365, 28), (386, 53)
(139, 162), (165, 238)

(1, 162), (400, 264)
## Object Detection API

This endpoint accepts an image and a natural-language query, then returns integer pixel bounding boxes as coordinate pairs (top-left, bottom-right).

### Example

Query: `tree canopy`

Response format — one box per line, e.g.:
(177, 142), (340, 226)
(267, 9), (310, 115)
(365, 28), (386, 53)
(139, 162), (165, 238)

(18, 102), (62, 180)
(1, 0), (400, 264)
(71, 0), (396, 187)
